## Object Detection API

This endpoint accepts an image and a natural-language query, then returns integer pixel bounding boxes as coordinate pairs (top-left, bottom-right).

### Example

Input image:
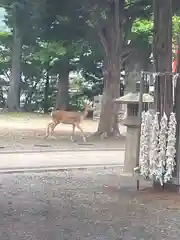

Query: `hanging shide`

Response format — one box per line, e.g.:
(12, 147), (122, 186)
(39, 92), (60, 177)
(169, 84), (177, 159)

(136, 110), (177, 184)
(164, 112), (177, 183)
(156, 113), (168, 186)
(149, 112), (159, 178)
(139, 111), (153, 178)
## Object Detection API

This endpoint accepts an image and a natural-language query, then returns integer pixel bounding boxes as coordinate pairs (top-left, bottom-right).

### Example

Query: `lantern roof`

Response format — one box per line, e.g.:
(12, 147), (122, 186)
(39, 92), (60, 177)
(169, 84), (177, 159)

(114, 92), (154, 104)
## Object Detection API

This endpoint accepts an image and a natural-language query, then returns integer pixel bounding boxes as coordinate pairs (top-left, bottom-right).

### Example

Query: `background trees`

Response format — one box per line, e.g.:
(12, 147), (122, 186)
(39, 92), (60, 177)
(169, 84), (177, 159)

(0, 0), (180, 135)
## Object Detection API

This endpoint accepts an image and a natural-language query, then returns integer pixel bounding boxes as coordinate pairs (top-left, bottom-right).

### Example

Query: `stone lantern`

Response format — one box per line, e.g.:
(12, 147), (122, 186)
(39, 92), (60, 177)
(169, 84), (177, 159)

(115, 92), (154, 176)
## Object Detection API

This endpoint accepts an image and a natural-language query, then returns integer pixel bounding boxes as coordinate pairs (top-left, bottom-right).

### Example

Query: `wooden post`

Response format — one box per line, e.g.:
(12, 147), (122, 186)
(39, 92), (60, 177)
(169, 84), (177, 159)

(176, 120), (180, 193)
(136, 71), (144, 190)
(174, 39), (180, 192)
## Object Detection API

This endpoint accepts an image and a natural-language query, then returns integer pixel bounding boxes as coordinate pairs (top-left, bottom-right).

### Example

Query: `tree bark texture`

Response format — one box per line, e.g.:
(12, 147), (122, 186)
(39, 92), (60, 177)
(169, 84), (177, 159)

(153, 0), (175, 189)
(97, 0), (122, 136)
(98, 56), (121, 136)
(6, 25), (22, 112)
(153, 0), (173, 116)
(55, 67), (69, 110)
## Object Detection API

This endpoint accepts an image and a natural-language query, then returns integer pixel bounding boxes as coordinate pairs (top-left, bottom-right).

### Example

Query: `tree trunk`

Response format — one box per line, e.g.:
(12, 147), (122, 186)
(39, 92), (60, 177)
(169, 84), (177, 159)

(55, 68), (69, 110)
(44, 69), (50, 113)
(153, 0), (173, 189)
(98, 57), (121, 136)
(97, 0), (122, 137)
(153, 0), (173, 116)
(6, 24), (22, 112)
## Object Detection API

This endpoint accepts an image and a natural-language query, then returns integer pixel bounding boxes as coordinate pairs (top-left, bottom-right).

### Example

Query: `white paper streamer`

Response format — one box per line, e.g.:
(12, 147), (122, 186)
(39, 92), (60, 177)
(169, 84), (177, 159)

(156, 113), (168, 185)
(137, 110), (177, 184)
(149, 113), (159, 178)
(164, 112), (177, 183)
(139, 111), (152, 178)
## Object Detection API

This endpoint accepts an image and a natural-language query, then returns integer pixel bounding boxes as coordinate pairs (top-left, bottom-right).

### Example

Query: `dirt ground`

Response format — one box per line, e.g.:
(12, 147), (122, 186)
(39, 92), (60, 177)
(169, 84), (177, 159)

(0, 113), (126, 151)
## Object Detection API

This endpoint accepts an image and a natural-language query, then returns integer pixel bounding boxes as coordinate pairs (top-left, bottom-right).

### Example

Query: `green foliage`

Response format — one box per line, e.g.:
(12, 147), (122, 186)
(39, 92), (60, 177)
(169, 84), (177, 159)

(33, 41), (66, 66)
(132, 19), (152, 35)
(0, 0), (177, 113)
(0, 31), (11, 79)
(131, 18), (152, 50)
(172, 15), (180, 41)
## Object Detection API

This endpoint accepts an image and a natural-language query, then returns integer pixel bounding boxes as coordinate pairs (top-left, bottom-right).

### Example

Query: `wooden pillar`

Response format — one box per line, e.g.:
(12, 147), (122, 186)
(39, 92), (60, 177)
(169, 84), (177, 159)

(173, 42), (180, 190)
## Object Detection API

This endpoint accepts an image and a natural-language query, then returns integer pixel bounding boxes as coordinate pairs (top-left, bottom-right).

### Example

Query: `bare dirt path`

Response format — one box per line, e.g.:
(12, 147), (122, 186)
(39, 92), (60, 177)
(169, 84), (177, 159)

(0, 150), (125, 172)
(0, 113), (126, 152)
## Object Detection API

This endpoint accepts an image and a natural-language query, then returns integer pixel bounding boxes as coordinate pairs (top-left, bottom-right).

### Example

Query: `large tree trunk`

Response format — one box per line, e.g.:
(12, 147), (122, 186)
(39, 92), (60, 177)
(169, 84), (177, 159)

(153, 0), (173, 116)
(55, 67), (69, 110)
(6, 24), (22, 112)
(98, 56), (121, 136)
(97, 0), (122, 137)
(153, 0), (173, 189)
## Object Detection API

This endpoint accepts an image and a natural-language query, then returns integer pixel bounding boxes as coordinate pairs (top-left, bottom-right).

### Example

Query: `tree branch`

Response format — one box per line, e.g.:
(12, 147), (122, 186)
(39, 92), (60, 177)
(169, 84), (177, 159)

(86, 4), (109, 56)
(121, 50), (133, 64)
(97, 27), (109, 56)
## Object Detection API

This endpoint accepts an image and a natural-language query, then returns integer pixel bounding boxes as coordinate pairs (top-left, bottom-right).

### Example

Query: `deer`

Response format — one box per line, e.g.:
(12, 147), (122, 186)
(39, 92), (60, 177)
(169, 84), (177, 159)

(44, 102), (90, 142)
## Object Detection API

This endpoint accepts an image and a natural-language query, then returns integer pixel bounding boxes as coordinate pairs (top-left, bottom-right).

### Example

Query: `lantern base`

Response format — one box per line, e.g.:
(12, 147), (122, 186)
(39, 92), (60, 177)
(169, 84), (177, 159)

(123, 126), (139, 176)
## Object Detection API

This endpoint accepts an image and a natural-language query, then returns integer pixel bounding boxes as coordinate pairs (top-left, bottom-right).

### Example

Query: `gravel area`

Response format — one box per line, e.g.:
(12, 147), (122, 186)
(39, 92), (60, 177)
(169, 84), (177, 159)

(0, 167), (179, 239)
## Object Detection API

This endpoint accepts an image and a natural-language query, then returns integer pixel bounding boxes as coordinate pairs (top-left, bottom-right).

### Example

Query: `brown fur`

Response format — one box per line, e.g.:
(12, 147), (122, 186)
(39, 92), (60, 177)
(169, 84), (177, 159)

(44, 103), (89, 142)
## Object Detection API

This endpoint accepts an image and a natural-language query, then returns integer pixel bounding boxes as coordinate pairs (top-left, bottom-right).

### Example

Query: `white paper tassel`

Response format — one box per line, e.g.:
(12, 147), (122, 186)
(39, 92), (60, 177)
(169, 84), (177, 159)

(156, 112), (168, 185)
(164, 112), (177, 183)
(149, 113), (159, 178)
(139, 111), (152, 178)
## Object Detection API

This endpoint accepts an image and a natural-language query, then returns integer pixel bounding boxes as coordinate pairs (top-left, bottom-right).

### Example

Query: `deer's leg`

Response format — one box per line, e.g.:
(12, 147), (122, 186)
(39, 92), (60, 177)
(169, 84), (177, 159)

(49, 121), (59, 139)
(51, 121), (59, 134)
(75, 123), (86, 142)
(44, 122), (54, 139)
(70, 124), (76, 142)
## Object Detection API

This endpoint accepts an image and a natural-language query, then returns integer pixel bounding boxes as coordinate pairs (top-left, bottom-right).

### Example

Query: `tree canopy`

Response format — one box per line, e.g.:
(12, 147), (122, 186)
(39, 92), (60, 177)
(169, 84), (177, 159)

(0, 0), (179, 134)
